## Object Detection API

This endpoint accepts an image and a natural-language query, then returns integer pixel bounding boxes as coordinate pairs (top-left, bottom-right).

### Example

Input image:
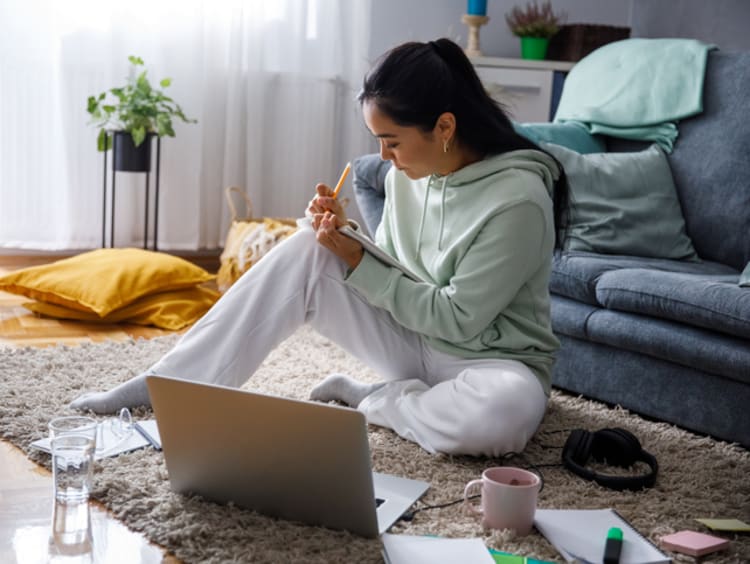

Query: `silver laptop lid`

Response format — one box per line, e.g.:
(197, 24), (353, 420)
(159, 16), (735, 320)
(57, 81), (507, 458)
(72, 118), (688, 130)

(147, 375), (381, 537)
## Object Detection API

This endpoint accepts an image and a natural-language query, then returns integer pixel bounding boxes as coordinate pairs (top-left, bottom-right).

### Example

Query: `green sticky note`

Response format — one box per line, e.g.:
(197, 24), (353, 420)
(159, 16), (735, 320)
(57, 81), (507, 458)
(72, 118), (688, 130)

(488, 549), (556, 563)
(696, 518), (750, 532)
(491, 554), (526, 564)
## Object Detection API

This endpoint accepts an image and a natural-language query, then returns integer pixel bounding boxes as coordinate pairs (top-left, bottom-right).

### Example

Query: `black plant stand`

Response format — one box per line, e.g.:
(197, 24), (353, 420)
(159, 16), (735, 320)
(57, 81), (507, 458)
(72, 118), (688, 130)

(101, 132), (161, 250)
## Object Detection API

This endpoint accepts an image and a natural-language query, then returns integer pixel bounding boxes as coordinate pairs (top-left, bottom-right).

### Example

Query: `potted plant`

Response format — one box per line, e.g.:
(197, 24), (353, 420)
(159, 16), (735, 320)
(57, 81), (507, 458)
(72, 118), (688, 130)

(86, 56), (196, 172)
(505, 1), (566, 60)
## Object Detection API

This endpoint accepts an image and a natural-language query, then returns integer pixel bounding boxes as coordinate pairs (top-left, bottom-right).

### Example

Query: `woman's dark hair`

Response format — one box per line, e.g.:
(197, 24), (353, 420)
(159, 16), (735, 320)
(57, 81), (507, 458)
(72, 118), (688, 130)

(358, 38), (569, 248)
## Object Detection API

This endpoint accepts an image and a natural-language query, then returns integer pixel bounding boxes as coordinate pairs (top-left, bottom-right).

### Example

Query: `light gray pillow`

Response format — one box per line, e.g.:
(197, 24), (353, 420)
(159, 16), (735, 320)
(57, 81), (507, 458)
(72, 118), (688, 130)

(740, 263), (750, 287)
(544, 143), (698, 260)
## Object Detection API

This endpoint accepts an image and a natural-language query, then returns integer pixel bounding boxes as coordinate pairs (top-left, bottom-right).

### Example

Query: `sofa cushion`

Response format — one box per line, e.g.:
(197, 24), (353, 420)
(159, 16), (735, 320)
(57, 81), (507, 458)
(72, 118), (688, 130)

(553, 334), (750, 446)
(544, 143), (698, 261)
(596, 269), (750, 339)
(582, 309), (750, 384)
(551, 251), (736, 305)
(550, 296), (598, 339)
(513, 121), (606, 153)
(664, 51), (750, 270)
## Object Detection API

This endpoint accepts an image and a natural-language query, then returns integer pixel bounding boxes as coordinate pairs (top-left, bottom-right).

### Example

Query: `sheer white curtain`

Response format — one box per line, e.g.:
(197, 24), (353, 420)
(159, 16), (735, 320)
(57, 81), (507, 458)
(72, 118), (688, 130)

(0, 0), (374, 250)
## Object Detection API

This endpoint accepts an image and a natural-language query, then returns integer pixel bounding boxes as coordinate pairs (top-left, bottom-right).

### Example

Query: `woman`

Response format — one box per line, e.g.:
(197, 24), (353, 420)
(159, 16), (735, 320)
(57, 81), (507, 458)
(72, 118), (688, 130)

(72, 38), (568, 457)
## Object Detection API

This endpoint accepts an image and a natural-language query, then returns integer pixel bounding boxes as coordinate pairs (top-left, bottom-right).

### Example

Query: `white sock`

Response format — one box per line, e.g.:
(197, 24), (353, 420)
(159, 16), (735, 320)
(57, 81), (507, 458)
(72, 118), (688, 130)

(309, 373), (385, 407)
(69, 373), (151, 414)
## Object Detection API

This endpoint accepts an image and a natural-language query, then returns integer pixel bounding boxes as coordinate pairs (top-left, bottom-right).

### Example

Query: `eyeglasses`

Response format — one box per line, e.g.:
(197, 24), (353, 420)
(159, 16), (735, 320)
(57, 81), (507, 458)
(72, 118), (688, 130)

(95, 407), (134, 456)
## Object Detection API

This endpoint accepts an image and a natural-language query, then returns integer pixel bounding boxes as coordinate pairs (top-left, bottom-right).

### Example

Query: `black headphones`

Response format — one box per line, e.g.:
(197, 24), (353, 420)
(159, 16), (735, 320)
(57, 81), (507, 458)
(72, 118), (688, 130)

(562, 428), (658, 491)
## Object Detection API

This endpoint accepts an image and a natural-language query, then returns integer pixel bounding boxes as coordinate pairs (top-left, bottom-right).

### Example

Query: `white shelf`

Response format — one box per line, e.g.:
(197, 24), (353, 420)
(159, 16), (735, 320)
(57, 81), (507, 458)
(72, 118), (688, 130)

(471, 57), (575, 123)
(470, 56), (575, 72)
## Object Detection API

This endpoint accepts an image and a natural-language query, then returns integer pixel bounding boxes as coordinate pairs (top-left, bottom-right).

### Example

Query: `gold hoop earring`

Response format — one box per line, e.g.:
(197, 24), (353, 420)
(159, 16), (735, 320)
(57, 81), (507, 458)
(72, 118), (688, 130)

(443, 140), (450, 153)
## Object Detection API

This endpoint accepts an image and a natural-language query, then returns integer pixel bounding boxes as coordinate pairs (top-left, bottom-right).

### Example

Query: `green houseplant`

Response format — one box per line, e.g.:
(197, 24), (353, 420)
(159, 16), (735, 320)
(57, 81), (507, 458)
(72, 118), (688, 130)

(86, 56), (196, 170)
(505, 1), (566, 60)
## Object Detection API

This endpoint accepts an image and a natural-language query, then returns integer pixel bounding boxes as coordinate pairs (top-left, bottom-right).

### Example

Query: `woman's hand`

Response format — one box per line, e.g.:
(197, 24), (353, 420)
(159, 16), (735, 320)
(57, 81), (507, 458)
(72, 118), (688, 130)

(315, 211), (364, 270)
(306, 183), (363, 269)
(306, 183), (347, 226)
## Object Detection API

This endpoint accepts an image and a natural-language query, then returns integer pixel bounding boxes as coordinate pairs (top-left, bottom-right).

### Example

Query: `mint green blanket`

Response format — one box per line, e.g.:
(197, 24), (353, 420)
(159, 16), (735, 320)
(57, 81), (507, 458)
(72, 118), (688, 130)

(554, 38), (715, 152)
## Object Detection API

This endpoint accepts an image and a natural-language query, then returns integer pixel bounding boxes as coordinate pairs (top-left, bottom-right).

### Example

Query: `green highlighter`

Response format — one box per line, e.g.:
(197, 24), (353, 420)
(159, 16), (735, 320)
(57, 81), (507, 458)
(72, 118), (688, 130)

(604, 527), (623, 564)
(489, 549), (555, 563)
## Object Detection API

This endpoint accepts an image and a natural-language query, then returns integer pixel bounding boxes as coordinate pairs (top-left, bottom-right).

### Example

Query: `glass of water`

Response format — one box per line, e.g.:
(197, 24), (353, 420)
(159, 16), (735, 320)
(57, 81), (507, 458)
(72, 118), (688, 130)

(48, 416), (97, 444)
(50, 434), (95, 504)
(49, 416), (97, 504)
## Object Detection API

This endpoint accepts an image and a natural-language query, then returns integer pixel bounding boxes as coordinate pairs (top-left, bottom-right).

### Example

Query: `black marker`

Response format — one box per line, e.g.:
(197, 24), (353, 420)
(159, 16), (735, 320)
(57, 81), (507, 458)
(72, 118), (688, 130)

(604, 527), (623, 564)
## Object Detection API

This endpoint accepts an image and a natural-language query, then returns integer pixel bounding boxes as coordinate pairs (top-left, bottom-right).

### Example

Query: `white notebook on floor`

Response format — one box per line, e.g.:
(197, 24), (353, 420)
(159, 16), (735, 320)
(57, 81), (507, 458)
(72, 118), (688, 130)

(534, 508), (670, 563)
(381, 534), (494, 564)
(31, 419), (161, 460)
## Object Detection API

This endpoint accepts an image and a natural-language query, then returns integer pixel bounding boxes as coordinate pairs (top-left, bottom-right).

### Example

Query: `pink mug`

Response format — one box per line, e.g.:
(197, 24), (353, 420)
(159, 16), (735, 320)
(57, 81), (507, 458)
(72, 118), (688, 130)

(463, 466), (540, 535)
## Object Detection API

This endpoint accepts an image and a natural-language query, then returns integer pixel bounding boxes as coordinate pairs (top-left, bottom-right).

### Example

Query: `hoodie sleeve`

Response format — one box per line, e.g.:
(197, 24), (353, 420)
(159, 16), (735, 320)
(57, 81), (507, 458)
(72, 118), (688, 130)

(345, 200), (548, 344)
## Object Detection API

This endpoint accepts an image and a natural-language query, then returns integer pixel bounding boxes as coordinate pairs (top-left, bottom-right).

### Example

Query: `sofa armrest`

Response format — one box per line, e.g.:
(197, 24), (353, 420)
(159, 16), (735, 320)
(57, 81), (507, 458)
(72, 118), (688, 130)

(352, 154), (392, 236)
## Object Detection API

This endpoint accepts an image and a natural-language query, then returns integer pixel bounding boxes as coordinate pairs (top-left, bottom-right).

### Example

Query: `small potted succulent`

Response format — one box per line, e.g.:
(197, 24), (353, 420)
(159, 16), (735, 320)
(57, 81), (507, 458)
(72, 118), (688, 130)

(505, 1), (566, 60)
(86, 56), (196, 172)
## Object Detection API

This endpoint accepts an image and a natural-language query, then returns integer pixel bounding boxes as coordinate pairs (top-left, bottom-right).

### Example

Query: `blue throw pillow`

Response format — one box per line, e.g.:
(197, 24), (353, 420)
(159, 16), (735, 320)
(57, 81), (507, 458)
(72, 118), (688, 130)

(513, 121), (606, 154)
(544, 142), (699, 261)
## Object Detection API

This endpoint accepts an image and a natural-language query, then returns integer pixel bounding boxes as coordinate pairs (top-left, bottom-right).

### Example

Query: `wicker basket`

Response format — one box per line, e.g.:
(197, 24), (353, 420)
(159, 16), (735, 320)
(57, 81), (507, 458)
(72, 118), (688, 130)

(217, 187), (297, 293)
(547, 24), (631, 62)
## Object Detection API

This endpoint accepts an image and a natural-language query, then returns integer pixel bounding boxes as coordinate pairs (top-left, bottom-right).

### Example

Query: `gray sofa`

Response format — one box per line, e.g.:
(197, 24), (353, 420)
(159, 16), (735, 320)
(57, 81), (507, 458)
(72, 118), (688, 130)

(350, 50), (750, 448)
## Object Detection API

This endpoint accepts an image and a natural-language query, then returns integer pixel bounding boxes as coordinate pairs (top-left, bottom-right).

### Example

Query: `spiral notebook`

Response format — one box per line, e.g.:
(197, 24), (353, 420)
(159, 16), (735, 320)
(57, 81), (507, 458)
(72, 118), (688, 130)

(534, 508), (670, 563)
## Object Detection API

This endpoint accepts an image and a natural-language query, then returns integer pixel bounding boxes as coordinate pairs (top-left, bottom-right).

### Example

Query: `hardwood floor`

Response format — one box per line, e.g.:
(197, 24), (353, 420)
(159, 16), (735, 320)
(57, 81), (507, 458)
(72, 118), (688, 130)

(0, 442), (176, 564)
(0, 289), (173, 348)
(0, 253), (217, 564)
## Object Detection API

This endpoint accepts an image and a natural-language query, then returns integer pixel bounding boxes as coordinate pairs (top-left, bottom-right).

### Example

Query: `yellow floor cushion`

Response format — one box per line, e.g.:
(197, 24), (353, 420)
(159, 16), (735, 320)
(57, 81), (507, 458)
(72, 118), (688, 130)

(0, 248), (215, 317)
(24, 285), (219, 330)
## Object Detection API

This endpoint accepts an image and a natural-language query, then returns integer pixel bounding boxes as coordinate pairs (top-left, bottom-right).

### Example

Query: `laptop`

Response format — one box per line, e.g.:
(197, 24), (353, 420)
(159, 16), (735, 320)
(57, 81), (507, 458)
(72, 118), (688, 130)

(146, 375), (429, 538)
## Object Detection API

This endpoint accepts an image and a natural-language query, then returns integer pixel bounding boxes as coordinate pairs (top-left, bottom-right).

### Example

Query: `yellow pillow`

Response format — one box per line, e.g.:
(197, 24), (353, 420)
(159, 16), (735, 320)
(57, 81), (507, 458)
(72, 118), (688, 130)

(24, 285), (220, 331)
(0, 248), (215, 317)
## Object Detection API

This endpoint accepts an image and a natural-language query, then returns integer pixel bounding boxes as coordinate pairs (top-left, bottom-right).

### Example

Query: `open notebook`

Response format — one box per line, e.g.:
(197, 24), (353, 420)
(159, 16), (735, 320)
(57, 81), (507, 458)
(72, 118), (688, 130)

(534, 508), (670, 563)
(339, 225), (424, 282)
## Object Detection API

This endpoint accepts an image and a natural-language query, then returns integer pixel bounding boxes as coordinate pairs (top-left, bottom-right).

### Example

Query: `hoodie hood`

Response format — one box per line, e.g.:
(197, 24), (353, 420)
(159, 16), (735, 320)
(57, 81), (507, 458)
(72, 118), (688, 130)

(416, 149), (560, 251)
(445, 149), (560, 195)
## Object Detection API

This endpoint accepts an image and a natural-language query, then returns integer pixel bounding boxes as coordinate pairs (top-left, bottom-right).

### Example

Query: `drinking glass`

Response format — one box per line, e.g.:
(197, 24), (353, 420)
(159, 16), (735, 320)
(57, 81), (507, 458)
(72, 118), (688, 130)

(48, 416), (98, 445)
(51, 434), (95, 504)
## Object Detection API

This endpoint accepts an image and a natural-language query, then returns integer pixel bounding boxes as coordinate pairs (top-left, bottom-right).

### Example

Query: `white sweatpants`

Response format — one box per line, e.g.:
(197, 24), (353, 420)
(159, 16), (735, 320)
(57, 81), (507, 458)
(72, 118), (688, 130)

(147, 226), (548, 457)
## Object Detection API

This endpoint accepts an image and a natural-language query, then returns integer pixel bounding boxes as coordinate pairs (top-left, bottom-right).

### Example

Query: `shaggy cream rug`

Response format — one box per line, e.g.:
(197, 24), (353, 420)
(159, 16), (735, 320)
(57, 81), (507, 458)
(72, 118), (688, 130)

(1, 327), (748, 563)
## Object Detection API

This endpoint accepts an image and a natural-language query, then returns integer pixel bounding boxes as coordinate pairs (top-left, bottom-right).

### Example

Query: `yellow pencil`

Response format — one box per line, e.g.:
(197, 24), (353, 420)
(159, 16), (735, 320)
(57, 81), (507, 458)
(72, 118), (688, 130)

(332, 162), (351, 199)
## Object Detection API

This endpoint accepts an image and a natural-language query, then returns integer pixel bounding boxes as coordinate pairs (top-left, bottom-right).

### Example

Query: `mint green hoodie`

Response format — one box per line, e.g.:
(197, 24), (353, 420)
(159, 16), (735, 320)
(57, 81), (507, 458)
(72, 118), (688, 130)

(345, 150), (561, 394)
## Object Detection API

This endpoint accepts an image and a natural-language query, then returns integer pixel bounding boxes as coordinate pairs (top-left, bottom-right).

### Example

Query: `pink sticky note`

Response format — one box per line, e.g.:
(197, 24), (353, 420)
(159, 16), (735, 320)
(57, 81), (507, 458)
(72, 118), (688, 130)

(660, 530), (730, 557)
